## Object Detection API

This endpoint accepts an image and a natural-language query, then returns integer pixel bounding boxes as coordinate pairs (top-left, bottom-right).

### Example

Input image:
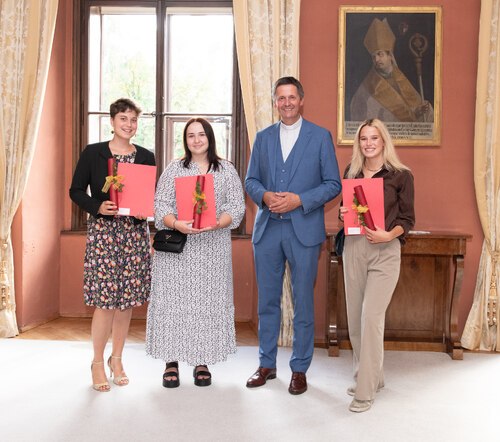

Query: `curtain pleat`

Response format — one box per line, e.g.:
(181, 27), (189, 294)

(0, 0), (59, 337)
(462, 0), (500, 351)
(234, 0), (301, 346)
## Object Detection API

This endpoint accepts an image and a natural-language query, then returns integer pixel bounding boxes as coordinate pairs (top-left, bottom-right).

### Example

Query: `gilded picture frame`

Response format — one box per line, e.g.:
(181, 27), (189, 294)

(337, 6), (442, 146)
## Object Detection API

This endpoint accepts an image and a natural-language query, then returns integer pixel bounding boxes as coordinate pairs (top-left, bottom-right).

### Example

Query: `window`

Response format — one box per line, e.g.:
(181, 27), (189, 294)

(73, 0), (247, 231)
(86, 5), (157, 152)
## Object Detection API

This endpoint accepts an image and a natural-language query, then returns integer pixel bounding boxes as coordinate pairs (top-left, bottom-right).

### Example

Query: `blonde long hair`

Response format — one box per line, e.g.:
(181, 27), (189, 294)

(347, 118), (410, 178)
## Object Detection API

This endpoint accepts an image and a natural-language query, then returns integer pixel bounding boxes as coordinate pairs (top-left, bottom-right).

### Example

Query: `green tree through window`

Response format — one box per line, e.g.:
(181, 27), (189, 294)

(73, 0), (247, 232)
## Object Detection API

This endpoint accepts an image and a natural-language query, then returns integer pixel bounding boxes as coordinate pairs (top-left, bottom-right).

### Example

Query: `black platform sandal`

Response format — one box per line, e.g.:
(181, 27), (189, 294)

(193, 365), (212, 387)
(163, 362), (180, 388)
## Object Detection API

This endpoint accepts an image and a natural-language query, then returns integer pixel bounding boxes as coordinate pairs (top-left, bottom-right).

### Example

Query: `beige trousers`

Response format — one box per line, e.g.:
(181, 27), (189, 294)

(343, 235), (401, 401)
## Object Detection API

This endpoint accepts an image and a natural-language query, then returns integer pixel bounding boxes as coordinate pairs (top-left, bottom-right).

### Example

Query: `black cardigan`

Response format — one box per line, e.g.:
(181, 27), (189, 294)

(69, 141), (156, 218)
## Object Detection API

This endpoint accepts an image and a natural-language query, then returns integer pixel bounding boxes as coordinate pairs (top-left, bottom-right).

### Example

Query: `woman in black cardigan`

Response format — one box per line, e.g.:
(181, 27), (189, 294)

(70, 98), (155, 392)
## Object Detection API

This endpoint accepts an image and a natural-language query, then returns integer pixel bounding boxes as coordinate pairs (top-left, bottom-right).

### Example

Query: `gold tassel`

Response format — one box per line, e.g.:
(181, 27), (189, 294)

(101, 174), (125, 193)
(0, 243), (10, 311)
(487, 253), (499, 327)
(278, 264), (294, 347)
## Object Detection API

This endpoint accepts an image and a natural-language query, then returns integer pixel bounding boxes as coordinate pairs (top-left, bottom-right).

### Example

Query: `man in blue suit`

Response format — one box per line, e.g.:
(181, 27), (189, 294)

(245, 77), (341, 395)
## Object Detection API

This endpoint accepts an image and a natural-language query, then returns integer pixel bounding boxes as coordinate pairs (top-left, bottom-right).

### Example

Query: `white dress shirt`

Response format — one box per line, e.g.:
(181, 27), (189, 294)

(280, 116), (302, 162)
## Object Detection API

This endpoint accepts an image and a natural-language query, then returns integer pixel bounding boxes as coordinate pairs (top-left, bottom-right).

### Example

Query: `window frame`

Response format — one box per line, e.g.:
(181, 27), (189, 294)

(72, 0), (247, 234)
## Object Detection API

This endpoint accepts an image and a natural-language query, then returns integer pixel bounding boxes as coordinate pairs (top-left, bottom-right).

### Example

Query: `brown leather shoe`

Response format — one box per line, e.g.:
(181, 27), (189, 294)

(288, 372), (307, 395)
(246, 367), (277, 388)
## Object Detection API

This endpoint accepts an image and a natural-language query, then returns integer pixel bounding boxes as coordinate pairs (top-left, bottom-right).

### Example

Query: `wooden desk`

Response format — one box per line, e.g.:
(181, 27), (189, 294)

(326, 232), (471, 360)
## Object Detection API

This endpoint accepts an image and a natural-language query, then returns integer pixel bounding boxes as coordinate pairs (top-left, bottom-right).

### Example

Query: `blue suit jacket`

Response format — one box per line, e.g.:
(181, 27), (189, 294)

(245, 119), (341, 247)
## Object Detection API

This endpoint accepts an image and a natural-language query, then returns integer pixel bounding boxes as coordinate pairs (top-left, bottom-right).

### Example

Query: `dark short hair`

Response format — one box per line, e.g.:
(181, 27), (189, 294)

(109, 98), (142, 118)
(272, 76), (305, 99)
(182, 117), (221, 172)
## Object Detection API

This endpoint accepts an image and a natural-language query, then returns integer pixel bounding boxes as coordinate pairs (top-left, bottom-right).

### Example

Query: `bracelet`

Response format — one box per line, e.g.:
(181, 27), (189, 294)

(172, 220), (177, 230)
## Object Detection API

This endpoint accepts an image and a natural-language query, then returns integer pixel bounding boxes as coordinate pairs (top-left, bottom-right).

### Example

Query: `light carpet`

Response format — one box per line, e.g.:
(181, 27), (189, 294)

(0, 339), (498, 442)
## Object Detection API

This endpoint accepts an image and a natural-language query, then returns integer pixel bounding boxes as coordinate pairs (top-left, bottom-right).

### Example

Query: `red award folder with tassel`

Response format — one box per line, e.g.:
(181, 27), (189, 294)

(342, 178), (384, 235)
(174, 174), (217, 228)
(115, 162), (156, 217)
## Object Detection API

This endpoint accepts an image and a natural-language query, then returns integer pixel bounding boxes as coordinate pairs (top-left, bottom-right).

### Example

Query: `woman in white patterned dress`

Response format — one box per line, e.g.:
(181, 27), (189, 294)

(146, 117), (245, 388)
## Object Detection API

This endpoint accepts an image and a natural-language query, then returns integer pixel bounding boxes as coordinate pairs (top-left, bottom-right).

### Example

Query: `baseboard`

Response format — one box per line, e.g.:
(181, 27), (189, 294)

(19, 314), (60, 333)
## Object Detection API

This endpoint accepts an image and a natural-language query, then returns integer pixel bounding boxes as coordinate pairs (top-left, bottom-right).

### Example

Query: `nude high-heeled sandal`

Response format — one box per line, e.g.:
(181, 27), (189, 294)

(91, 361), (110, 392)
(107, 355), (129, 386)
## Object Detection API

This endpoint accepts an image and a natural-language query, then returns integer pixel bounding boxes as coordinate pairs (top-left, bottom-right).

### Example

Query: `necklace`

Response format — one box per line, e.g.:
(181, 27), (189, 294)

(110, 139), (135, 155)
(364, 164), (383, 172)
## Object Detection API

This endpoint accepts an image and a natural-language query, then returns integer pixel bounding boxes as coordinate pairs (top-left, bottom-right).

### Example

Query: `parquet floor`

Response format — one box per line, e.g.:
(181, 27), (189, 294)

(15, 317), (259, 346)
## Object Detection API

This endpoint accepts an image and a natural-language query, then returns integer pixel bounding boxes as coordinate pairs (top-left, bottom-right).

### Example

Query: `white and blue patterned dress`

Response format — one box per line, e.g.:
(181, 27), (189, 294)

(146, 159), (245, 365)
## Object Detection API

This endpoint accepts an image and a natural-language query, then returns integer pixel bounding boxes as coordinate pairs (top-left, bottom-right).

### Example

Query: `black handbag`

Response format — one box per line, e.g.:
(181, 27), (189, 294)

(334, 228), (345, 256)
(152, 229), (187, 253)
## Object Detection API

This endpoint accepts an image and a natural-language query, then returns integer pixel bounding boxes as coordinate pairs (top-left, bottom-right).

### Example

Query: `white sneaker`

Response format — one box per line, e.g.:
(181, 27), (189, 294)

(349, 399), (374, 413)
(347, 386), (356, 396)
(346, 383), (384, 397)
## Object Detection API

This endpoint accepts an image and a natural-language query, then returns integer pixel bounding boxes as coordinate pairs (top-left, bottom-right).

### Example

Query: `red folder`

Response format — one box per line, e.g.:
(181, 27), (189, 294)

(342, 178), (384, 235)
(115, 163), (157, 217)
(175, 174), (217, 228)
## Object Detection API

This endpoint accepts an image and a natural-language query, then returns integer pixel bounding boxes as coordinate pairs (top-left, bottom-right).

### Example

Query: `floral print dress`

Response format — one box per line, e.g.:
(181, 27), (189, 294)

(83, 152), (151, 310)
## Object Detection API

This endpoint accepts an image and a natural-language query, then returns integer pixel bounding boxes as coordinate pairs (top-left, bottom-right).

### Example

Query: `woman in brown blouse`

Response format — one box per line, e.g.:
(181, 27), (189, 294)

(339, 118), (415, 413)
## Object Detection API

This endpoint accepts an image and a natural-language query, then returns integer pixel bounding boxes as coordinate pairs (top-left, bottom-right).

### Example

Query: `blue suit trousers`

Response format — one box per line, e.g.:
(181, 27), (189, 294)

(253, 218), (321, 373)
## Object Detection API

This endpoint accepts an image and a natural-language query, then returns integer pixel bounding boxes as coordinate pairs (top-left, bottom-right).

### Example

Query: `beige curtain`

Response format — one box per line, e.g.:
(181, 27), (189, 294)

(461, 0), (500, 351)
(234, 0), (301, 346)
(0, 0), (59, 338)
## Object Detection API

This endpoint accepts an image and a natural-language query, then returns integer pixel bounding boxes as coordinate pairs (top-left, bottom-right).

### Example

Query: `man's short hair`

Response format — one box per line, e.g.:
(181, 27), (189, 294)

(272, 76), (305, 99)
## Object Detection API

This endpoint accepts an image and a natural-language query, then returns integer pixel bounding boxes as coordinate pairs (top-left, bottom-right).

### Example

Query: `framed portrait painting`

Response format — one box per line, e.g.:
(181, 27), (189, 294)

(337, 6), (442, 145)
